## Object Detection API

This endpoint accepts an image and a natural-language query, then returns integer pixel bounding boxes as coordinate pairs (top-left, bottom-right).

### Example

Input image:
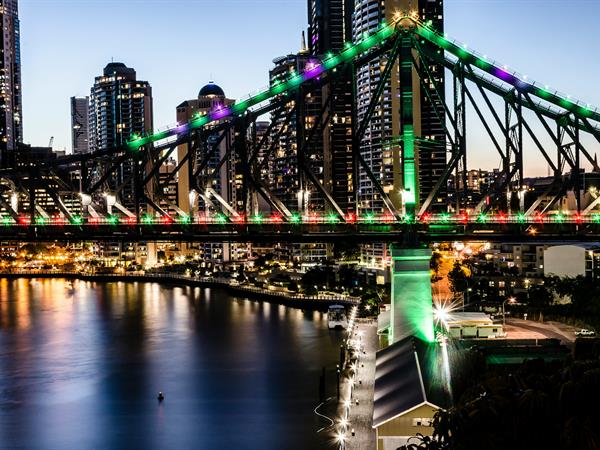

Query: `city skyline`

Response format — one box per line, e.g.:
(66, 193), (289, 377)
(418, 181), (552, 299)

(18, 0), (600, 174)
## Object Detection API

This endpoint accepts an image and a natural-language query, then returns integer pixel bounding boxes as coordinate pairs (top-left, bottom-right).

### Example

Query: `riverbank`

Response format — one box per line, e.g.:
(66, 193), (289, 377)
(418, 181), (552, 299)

(0, 271), (360, 310)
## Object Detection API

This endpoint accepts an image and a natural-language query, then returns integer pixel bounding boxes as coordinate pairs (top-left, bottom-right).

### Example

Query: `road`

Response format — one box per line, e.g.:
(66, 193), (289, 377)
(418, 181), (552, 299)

(505, 318), (579, 345)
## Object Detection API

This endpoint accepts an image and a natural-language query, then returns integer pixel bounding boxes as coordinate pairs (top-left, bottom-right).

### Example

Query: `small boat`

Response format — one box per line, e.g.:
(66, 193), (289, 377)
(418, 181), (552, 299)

(328, 305), (348, 330)
(157, 392), (165, 402)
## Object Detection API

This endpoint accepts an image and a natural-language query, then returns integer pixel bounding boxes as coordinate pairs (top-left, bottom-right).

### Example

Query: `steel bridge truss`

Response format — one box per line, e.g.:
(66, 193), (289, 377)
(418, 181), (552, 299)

(1, 14), (599, 236)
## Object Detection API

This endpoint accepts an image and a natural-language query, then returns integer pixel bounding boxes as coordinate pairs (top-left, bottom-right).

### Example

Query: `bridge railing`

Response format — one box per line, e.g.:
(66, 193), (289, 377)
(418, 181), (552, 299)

(1, 212), (599, 227)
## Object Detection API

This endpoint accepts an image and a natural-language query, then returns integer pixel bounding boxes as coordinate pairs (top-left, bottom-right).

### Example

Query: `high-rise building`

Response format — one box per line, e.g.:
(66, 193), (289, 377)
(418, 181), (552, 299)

(0, 0), (23, 164)
(307, 0), (353, 55)
(176, 82), (237, 217)
(89, 62), (153, 210)
(414, 0), (446, 208)
(354, 0), (445, 214)
(71, 97), (90, 154)
(307, 0), (355, 213)
(269, 51), (325, 214)
(269, 51), (330, 265)
(353, 0), (446, 271)
(175, 82), (249, 266)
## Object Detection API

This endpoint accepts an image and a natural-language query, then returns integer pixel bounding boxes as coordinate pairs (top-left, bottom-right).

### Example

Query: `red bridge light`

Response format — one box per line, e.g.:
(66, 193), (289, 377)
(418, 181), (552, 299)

(270, 214), (283, 224)
(18, 216), (30, 226)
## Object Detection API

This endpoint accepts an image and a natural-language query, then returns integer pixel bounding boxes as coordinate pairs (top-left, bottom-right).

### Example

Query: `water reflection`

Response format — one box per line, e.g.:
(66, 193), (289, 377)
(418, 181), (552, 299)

(0, 279), (343, 449)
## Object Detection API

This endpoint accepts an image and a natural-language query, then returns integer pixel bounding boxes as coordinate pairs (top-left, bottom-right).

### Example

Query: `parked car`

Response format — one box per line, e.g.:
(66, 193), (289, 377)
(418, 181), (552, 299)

(575, 329), (596, 337)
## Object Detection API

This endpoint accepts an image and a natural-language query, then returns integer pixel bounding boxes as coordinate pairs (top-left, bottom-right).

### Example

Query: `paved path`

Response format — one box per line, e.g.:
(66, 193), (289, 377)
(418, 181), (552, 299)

(506, 318), (578, 345)
(336, 318), (377, 450)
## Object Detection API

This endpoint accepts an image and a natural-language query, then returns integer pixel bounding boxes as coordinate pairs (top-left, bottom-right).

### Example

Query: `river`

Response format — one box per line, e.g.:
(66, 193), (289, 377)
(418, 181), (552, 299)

(0, 278), (344, 449)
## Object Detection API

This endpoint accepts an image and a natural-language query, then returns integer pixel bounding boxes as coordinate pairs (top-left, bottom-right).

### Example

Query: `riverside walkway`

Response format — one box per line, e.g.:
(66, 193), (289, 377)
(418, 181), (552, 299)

(336, 314), (377, 450)
(0, 270), (360, 307)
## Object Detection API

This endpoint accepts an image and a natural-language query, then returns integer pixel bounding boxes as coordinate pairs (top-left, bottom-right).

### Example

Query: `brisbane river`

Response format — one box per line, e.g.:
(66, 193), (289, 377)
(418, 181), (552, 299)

(0, 278), (344, 449)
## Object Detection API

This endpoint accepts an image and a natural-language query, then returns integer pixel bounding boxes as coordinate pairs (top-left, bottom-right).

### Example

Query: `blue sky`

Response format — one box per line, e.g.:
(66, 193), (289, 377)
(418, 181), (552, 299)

(20, 0), (600, 172)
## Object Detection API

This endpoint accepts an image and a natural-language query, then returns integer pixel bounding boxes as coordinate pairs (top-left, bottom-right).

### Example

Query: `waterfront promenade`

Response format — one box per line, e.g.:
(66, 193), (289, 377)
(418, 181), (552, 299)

(337, 317), (377, 450)
(0, 270), (360, 308)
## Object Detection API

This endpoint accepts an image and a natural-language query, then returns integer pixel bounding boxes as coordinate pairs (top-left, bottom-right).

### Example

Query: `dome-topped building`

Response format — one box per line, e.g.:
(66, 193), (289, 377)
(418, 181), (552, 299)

(195, 80), (229, 110)
(198, 81), (225, 98)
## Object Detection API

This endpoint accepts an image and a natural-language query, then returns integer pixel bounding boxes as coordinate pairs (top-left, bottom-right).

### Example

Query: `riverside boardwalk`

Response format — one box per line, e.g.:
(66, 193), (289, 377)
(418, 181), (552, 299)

(0, 270), (360, 308)
(336, 315), (377, 450)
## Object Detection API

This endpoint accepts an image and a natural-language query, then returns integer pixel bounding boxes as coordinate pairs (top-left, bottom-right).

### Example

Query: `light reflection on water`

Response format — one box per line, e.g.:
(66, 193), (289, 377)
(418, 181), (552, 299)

(0, 279), (343, 450)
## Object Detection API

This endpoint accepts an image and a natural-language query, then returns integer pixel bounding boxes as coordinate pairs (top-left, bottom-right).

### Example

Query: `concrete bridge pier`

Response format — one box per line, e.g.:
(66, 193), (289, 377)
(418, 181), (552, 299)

(390, 246), (435, 344)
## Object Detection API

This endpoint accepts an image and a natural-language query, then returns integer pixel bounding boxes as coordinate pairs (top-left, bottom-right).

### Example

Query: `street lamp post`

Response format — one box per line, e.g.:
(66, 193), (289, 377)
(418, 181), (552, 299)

(503, 296), (517, 325)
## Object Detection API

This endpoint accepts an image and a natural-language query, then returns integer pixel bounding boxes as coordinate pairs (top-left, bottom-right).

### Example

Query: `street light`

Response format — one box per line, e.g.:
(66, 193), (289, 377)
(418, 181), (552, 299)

(502, 296), (517, 325)
(336, 432), (346, 450)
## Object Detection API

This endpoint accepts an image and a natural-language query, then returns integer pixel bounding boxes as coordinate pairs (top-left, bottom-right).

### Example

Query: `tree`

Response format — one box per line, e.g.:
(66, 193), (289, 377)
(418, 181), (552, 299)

(430, 252), (443, 275)
(399, 356), (600, 450)
(526, 284), (552, 308)
(447, 262), (472, 297)
(333, 241), (361, 261)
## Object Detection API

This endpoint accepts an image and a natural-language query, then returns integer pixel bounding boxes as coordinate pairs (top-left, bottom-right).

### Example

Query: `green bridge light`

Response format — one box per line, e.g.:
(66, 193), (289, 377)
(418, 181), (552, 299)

(71, 216), (84, 225)
(141, 214), (154, 225)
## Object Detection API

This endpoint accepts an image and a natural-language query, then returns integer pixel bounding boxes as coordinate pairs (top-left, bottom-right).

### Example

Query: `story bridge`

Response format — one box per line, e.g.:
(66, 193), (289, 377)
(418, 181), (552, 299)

(0, 13), (598, 243)
(2, 13), (599, 343)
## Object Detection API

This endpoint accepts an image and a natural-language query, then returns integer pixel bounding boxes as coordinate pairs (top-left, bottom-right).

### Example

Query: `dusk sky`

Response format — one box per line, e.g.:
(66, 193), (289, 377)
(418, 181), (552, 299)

(20, 0), (600, 173)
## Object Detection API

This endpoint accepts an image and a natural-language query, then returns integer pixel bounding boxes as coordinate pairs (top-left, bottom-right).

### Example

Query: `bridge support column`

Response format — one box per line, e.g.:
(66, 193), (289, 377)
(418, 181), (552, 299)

(390, 246), (434, 344)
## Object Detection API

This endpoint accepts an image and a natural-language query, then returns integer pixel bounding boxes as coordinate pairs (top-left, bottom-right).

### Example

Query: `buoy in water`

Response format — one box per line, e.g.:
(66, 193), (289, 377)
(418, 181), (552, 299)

(157, 392), (165, 402)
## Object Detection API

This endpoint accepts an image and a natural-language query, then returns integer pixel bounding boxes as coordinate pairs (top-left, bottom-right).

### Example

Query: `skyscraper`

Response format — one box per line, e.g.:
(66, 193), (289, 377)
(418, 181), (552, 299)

(269, 51), (325, 214)
(71, 97), (90, 154)
(307, 0), (355, 212)
(0, 0), (23, 164)
(268, 50), (330, 265)
(175, 82), (249, 265)
(307, 0), (353, 56)
(354, 0), (445, 214)
(176, 81), (237, 218)
(89, 62), (153, 209)
(353, 0), (446, 271)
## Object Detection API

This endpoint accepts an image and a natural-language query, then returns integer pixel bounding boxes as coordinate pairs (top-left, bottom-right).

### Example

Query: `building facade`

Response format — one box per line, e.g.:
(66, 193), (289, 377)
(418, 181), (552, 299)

(175, 82), (249, 266)
(0, 0), (22, 164)
(308, 0), (355, 212)
(70, 97), (90, 154)
(89, 62), (153, 210)
(353, 0), (445, 270)
(269, 51), (326, 214)
(269, 52), (330, 265)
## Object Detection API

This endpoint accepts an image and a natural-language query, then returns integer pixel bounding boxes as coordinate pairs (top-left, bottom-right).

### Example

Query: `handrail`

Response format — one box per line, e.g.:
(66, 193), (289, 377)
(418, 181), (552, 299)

(415, 21), (600, 125)
(126, 14), (600, 152)
(126, 19), (397, 149)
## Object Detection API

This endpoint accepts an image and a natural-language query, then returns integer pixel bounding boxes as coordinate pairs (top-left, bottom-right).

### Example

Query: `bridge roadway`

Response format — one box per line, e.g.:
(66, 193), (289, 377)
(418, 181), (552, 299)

(0, 222), (599, 243)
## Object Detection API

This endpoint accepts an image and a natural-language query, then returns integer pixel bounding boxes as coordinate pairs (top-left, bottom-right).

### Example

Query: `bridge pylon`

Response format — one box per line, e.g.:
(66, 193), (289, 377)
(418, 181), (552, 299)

(389, 244), (435, 344)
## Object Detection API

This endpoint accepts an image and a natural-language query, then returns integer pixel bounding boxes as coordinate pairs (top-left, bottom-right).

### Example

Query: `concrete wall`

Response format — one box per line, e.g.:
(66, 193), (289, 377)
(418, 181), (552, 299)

(544, 245), (586, 278)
